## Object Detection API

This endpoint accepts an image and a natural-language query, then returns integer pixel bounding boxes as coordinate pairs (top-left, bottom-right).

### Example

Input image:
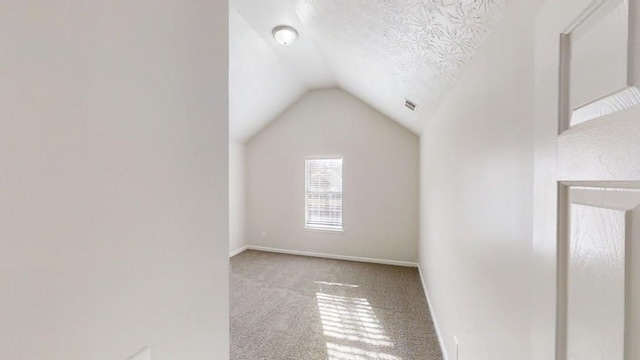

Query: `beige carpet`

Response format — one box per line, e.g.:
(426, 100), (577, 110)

(230, 250), (443, 360)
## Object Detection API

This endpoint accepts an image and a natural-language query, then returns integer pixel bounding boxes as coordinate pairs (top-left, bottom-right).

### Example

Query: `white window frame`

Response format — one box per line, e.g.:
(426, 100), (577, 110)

(304, 156), (344, 233)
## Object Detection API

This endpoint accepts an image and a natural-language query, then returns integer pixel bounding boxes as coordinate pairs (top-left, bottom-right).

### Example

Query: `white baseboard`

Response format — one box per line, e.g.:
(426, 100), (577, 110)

(418, 265), (449, 360)
(229, 245), (249, 258)
(245, 245), (418, 267)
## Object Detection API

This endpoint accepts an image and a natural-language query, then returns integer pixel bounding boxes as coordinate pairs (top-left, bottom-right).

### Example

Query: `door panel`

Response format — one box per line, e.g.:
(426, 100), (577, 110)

(566, 0), (640, 127)
(535, 0), (640, 359)
(558, 109), (640, 182)
(569, 0), (628, 113)
(567, 204), (625, 360)
(629, 209), (640, 359)
(564, 188), (640, 360)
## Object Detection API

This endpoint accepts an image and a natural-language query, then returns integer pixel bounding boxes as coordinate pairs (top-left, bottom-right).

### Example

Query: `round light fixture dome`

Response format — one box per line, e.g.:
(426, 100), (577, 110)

(272, 25), (298, 46)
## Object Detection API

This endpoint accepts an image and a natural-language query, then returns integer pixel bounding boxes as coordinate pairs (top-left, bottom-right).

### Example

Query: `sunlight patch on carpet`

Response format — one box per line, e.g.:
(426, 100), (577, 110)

(316, 291), (402, 360)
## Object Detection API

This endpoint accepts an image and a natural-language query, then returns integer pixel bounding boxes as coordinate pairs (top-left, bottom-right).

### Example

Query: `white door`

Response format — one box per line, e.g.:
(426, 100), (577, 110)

(535, 0), (640, 359)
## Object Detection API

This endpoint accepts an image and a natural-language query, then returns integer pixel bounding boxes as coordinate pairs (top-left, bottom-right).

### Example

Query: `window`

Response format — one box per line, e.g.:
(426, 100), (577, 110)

(305, 158), (343, 231)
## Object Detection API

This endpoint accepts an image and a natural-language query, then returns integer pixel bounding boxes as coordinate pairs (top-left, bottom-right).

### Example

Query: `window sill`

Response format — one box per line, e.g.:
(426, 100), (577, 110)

(304, 226), (345, 234)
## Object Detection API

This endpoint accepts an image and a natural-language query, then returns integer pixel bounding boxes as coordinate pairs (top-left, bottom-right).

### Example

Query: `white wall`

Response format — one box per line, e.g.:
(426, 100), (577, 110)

(0, 2), (228, 360)
(418, 0), (545, 358)
(229, 142), (247, 255)
(247, 89), (419, 263)
(531, 1), (566, 357)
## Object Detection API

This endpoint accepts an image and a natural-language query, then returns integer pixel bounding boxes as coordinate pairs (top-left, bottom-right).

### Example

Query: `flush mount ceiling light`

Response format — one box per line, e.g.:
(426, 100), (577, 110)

(272, 25), (298, 46)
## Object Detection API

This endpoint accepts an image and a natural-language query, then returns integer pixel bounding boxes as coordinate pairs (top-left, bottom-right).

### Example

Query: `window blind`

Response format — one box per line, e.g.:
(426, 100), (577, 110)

(305, 158), (343, 230)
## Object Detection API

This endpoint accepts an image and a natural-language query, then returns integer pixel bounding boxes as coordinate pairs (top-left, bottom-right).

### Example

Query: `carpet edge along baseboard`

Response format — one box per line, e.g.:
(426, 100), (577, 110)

(229, 245), (418, 268)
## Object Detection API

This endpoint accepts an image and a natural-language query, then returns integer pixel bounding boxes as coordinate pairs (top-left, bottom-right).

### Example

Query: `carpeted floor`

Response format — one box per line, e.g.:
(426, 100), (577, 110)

(230, 250), (443, 360)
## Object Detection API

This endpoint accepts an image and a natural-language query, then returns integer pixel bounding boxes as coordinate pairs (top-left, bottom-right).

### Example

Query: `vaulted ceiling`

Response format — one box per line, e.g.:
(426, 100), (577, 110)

(230, 0), (507, 142)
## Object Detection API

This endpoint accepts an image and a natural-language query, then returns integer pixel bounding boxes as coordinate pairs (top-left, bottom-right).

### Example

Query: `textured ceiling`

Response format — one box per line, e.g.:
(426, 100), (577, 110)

(229, 8), (306, 142)
(230, 0), (507, 142)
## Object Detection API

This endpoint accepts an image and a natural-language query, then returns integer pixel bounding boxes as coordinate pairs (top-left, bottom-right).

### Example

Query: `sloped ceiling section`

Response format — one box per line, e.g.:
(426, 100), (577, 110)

(229, 8), (308, 142)
(230, 0), (507, 142)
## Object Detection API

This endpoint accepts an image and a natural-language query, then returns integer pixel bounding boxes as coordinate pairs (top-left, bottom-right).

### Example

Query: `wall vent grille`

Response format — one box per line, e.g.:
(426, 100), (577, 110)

(405, 99), (417, 111)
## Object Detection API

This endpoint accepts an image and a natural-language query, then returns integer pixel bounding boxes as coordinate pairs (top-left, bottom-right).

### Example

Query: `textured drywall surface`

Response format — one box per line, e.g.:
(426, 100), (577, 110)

(230, 142), (247, 254)
(418, 0), (545, 358)
(299, 0), (507, 133)
(229, 7), (308, 142)
(230, 0), (507, 141)
(0, 1), (229, 359)
(247, 89), (419, 263)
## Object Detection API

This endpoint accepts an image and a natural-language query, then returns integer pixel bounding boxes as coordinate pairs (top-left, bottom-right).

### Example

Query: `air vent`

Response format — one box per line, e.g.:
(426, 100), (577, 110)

(405, 99), (417, 111)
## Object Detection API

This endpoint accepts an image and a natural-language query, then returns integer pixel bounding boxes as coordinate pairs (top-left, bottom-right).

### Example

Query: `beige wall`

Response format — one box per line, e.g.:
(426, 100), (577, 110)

(0, 1), (229, 359)
(246, 89), (419, 263)
(418, 0), (545, 358)
(230, 141), (247, 254)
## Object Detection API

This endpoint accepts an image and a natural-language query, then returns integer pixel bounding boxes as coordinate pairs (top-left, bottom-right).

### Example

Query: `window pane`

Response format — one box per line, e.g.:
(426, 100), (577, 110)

(306, 159), (342, 229)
